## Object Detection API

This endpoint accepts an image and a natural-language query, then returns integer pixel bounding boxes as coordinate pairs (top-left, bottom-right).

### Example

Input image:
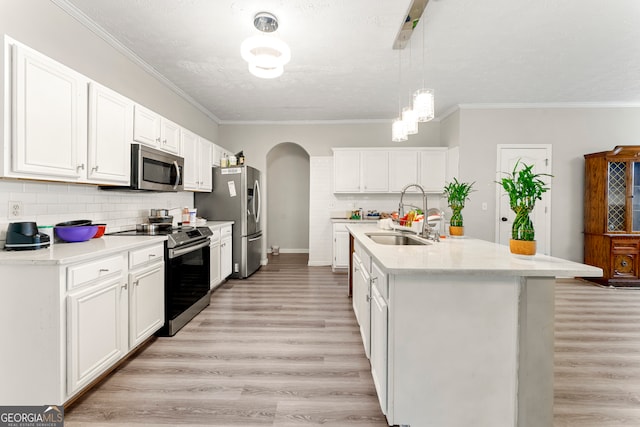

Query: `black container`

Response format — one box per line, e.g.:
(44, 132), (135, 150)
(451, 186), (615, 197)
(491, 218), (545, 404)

(5, 222), (50, 251)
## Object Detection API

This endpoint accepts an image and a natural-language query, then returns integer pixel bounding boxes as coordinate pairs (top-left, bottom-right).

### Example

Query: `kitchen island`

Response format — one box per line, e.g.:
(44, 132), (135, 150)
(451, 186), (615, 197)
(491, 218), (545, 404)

(346, 223), (602, 427)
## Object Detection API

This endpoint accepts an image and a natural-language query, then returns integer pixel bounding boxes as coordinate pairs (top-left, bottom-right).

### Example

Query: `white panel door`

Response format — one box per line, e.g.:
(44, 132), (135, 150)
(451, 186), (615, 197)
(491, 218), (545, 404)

(182, 129), (199, 190)
(199, 138), (213, 191)
(133, 104), (160, 147)
(11, 43), (88, 180)
(129, 263), (164, 348)
(87, 82), (132, 184)
(389, 151), (419, 192)
(334, 150), (361, 192)
(496, 145), (552, 255)
(160, 118), (181, 154)
(362, 151), (389, 192)
(67, 278), (126, 394)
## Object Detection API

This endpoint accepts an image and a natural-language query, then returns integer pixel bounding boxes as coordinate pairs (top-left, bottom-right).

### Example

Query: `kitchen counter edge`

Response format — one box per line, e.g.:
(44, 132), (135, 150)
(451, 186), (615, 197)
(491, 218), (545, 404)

(0, 235), (167, 265)
(346, 223), (603, 278)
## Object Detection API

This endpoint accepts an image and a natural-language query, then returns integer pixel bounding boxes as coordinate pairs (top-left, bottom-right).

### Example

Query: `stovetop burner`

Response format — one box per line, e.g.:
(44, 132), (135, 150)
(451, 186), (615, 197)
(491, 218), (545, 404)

(107, 224), (212, 248)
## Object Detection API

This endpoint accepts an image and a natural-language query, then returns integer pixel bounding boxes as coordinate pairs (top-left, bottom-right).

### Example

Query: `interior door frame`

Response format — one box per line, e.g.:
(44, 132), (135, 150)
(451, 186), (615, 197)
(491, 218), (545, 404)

(495, 144), (553, 255)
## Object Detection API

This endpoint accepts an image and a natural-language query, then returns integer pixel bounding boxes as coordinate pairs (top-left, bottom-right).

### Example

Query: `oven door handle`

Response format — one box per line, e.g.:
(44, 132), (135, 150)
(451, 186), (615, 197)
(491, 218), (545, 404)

(172, 160), (181, 190)
(169, 239), (209, 258)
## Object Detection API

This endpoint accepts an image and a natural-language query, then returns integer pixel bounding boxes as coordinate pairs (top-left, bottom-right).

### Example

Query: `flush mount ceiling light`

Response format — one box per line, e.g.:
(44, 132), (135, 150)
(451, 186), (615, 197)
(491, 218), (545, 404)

(241, 12), (291, 79)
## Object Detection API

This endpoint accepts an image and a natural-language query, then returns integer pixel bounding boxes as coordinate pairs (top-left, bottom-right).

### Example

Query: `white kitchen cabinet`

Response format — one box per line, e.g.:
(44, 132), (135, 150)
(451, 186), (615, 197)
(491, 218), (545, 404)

(209, 228), (222, 289)
(352, 248), (371, 359)
(220, 225), (233, 280)
(87, 82), (132, 185)
(333, 150), (361, 192)
(212, 143), (234, 167)
(332, 222), (350, 270)
(183, 130), (213, 192)
(419, 149), (448, 192)
(66, 254), (127, 395)
(361, 151), (389, 192)
(128, 244), (165, 348)
(9, 42), (88, 181)
(370, 260), (388, 415)
(333, 148), (446, 194)
(133, 105), (181, 155)
(0, 241), (166, 405)
(389, 150), (419, 192)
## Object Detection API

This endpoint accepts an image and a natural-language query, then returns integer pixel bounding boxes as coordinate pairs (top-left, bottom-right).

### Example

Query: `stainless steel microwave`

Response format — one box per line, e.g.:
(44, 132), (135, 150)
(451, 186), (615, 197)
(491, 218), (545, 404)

(101, 144), (183, 192)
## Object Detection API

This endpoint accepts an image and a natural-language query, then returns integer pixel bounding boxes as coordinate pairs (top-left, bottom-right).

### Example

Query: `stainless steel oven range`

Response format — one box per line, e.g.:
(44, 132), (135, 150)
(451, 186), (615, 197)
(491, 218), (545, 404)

(108, 225), (212, 336)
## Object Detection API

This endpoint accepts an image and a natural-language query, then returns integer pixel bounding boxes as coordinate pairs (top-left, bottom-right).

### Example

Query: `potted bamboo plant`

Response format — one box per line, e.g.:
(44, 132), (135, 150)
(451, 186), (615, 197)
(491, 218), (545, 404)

(497, 160), (551, 255)
(443, 178), (475, 236)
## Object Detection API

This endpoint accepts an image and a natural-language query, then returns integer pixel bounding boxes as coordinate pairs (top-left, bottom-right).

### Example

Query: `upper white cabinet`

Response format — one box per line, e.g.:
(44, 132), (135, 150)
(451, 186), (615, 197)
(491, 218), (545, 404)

(419, 150), (448, 193)
(9, 42), (88, 181)
(212, 144), (234, 167)
(333, 150), (361, 192)
(389, 151), (419, 192)
(333, 148), (448, 194)
(183, 130), (213, 192)
(133, 105), (181, 155)
(362, 151), (389, 192)
(87, 82), (132, 185)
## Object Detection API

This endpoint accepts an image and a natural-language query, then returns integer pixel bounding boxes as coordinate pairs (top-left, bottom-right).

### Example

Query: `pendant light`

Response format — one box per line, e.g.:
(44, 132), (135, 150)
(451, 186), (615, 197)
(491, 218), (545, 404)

(413, 17), (434, 122)
(392, 49), (408, 142)
(402, 39), (418, 135)
(240, 12), (291, 79)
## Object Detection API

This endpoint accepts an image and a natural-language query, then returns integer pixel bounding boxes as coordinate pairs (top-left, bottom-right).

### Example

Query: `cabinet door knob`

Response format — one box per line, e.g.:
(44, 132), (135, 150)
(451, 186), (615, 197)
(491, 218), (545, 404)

(121, 282), (127, 289)
(501, 217), (508, 222)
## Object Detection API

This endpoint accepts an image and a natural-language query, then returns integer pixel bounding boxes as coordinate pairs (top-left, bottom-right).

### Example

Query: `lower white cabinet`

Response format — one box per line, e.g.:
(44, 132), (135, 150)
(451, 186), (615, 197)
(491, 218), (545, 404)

(220, 225), (233, 280)
(209, 227), (222, 289)
(352, 250), (371, 358)
(333, 222), (350, 270)
(67, 274), (128, 395)
(0, 241), (165, 405)
(370, 261), (388, 415)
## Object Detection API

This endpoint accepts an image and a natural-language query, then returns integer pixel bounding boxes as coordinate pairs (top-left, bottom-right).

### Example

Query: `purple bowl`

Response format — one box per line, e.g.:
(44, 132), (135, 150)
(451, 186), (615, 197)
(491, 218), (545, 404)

(55, 225), (98, 243)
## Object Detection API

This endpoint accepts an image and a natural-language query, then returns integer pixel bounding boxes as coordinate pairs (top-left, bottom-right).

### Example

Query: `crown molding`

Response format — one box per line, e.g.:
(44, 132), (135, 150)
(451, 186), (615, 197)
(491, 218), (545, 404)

(458, 102), (640, 110)
(50, 0), (221, 124)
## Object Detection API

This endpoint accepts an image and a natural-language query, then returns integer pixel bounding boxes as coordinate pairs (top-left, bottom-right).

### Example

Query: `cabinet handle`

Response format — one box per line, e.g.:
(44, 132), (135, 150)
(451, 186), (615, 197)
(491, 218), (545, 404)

(135, 280), (140, 287)
(371, 277), (378, 283)
(122, 282), (127, 289)
(99, 268), (109, 272)
(163, 139), (167, 144)
(366, 294), (371, 302)
(92, 165), (99, 172)
(77, 163), (85, 171)
(149, 253), (156, 258)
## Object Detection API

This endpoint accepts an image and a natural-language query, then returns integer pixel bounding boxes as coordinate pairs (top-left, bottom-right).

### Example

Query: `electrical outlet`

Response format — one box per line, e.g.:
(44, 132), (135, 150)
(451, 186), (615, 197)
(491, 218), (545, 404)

(9, 201), (23, 218)
(482, 202), (488, 211)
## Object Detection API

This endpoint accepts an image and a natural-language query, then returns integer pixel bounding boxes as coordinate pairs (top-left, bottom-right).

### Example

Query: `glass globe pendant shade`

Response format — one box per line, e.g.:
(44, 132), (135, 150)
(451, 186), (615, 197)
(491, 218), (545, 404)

(413, 88), (435, 122)
(402, 106), (418, 135)
(392, 118), (408, 142)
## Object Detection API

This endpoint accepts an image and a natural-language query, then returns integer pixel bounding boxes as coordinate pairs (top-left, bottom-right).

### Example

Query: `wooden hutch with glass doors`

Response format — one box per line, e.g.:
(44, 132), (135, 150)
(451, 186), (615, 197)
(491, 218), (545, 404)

(584, 146), (640, 287)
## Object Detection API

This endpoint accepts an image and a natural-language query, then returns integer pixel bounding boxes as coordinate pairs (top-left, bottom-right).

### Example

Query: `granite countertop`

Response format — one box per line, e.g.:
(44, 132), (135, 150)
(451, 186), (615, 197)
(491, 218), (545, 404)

(0, 235), (167, 266)
(346, 223), (603, 278)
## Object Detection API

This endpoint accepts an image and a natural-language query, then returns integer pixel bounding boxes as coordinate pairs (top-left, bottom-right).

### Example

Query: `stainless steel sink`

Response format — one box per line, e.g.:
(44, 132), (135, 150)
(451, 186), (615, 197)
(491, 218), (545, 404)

(365, 232), (431, 246)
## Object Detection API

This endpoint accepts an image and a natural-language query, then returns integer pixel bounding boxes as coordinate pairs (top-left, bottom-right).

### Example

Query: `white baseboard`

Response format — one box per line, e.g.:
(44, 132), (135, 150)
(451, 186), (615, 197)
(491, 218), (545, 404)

(269, 248), (310, 254)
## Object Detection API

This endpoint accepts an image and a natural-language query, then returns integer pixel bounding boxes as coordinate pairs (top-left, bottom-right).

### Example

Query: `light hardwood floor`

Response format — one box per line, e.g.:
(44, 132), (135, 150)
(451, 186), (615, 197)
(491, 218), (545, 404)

(65, 255), (640, 426)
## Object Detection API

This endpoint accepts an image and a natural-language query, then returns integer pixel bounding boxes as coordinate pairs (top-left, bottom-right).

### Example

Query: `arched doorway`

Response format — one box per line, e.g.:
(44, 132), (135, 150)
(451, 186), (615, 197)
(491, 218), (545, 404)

(266, 142), (310, 255)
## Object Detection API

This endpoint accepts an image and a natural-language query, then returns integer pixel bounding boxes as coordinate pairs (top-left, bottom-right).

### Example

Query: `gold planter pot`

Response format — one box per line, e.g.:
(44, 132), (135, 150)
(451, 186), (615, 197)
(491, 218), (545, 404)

(510, 239), (536, 255)
(449, 226), (464, 236)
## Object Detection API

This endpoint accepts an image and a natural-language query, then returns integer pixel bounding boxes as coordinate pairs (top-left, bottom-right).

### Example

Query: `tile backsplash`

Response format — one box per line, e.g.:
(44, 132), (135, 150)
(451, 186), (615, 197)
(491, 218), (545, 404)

(0, 179), (193, 247)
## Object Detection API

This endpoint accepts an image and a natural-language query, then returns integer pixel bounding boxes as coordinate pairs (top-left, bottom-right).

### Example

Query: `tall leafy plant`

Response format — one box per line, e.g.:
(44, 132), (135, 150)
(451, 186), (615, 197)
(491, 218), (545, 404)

(497, 160), (552, 241)
(443, 178), (475, 227)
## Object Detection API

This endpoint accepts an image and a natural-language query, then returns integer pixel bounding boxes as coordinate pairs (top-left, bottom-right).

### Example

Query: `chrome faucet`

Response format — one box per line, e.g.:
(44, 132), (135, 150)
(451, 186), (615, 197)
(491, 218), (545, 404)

(398, 183), (438, 241)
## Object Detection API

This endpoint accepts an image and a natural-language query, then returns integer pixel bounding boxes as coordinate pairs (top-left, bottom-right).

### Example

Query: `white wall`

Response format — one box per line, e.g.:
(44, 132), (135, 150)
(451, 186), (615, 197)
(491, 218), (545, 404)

(457, 106), (640, 262)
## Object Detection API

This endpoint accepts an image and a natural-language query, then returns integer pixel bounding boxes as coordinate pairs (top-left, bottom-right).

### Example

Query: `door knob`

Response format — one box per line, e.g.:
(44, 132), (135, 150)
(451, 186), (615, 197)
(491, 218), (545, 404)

(501, 217), (508, 222)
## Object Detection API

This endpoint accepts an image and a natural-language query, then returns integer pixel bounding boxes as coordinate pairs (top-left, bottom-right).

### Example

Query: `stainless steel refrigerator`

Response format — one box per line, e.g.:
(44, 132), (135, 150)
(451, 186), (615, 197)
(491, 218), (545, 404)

(195, 165), (262, 278)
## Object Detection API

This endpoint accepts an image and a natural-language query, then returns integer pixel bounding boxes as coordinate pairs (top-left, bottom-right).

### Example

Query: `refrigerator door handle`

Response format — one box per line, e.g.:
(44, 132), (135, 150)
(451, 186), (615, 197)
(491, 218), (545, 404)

(254, 179), (261, 224)
(248, 234), (262, 243)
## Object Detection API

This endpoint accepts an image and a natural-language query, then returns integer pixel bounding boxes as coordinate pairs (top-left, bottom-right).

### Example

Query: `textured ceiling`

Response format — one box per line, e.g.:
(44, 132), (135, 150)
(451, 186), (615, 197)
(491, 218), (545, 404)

(57, 0), (640, 123)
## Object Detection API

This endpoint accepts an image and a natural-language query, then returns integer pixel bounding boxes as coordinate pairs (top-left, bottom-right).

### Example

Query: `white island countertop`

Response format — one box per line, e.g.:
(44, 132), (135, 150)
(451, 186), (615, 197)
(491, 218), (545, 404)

(0, 235), (167, 266)
(346, 223), (603, 278)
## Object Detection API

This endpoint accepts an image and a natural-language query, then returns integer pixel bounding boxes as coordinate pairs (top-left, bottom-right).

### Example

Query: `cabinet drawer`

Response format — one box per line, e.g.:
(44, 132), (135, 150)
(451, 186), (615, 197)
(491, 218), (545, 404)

(611, 239), (640, 253)
(221, 225), (232, 238)
(129, 244), (164, 269)
(68, 255), (124, 290)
